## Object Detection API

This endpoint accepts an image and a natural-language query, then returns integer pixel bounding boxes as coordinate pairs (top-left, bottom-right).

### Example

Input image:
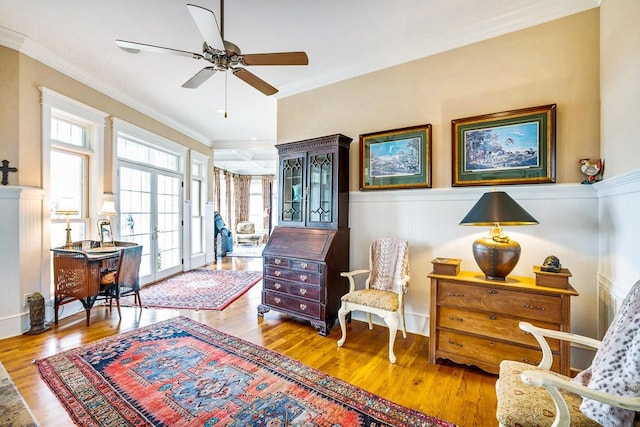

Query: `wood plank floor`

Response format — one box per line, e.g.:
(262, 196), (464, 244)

(0, 256), (499, 426)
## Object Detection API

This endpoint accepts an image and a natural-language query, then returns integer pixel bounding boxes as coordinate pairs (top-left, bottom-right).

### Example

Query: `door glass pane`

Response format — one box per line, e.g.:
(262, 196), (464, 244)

(119, 167), (153, 277)
(157, 174), (181, 272)
(308, 153), (333, 223)
(281, 157), (303, 223)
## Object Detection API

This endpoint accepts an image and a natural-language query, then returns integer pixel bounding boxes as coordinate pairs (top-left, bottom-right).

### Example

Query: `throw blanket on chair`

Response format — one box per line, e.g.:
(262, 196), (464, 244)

(369, 238), (409, 293)
(571, 279), (640, 426)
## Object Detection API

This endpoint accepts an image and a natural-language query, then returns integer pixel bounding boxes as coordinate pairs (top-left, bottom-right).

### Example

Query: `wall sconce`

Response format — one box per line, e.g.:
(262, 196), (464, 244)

(55, 197), (79, 249)
(459, 190), (538, 280)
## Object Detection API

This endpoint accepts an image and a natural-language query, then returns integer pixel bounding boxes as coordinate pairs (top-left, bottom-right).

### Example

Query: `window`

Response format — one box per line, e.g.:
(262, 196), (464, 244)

(191, 153), (207, 256)
(41, 87), (107, 299)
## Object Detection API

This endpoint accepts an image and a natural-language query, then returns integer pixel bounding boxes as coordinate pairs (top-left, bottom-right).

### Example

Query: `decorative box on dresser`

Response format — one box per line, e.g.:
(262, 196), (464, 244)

(258, 134), (351, 336)
(428, 271), (578, 375)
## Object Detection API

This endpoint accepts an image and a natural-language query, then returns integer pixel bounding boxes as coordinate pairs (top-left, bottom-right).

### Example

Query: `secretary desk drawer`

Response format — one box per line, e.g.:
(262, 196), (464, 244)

(436, 329), (560, 373)
(437, 306), (561, 351)
(437, 281), (562, 323)
(263, 278), (321, 302)
(265, 266), (321, 285)
(263, 291), (321, 318)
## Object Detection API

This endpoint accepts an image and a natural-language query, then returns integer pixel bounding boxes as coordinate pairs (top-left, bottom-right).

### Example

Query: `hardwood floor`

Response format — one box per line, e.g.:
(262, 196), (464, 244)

(0, 256), (499, 426)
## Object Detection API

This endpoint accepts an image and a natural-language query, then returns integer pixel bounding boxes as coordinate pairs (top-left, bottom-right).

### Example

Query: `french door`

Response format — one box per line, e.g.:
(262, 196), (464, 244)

(118, 163), (182, 284)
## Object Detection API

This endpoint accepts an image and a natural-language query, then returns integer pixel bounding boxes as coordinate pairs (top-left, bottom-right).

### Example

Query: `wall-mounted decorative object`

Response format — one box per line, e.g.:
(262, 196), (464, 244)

(1, 160), (18, 185)
(359, 124), (432, 190)
(452, 104), (556, 186)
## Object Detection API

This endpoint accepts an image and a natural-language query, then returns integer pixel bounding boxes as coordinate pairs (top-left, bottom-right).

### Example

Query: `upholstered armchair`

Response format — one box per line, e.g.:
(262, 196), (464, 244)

(337, 238), (410, 363)
(496, 280), (640, 426)
(236, 221), (261, 245)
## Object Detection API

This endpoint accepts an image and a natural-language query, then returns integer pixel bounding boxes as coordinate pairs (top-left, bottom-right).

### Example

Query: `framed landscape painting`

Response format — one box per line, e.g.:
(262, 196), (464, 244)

(452, 104), (556, 186)
(359, 124), (432, 190)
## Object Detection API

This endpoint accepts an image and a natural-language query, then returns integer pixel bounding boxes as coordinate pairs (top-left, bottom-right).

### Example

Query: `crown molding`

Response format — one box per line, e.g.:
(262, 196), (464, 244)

(0, 26), (212, 148)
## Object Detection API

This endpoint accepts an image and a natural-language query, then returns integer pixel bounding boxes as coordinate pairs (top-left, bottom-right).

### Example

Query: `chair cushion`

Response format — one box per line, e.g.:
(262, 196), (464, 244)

(341, 289), (398, 311)
(100, 271), (116, 285)
(496, 360), (599, 427)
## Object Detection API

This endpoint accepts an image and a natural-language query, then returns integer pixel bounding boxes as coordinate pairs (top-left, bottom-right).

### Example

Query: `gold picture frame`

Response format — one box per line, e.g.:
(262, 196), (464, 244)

(452, 104), (556, 186)
(359, 124), (432, 190)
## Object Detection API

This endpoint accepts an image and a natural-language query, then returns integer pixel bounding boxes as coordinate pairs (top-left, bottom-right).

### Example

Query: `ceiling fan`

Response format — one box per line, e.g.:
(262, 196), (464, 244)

(115, 2), (308, 96)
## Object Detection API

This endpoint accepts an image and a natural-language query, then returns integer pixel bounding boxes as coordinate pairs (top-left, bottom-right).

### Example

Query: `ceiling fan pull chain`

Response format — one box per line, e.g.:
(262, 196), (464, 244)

(224, 72), (228, 118)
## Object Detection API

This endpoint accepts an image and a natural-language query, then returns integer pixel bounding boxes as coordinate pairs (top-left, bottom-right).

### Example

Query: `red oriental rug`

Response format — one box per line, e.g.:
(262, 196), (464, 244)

(120, 269), (262, 311)
(36, 316), (455, 427)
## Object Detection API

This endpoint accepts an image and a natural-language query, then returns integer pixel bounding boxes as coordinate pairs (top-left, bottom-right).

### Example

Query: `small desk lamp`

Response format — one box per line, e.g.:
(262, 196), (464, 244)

(460, 190), (538, 280)
(99, 200), (117, 218)
(55, 197), (79, 249)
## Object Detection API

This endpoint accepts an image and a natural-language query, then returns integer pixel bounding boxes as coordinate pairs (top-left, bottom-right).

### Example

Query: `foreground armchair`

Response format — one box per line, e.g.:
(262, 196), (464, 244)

(337, 238), (410, 363)
(496, 280), (640, 426)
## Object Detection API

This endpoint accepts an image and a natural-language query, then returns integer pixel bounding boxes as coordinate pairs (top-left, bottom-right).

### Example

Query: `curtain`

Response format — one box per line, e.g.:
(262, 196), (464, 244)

(261, 175), (274, 232)
(233, 175), (252, 228)
(213, 167), (221, 213)
(225, 170), (233, 231)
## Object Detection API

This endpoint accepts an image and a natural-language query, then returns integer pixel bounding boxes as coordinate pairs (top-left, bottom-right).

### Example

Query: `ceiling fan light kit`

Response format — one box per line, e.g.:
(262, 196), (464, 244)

(115, 2), (308, 96)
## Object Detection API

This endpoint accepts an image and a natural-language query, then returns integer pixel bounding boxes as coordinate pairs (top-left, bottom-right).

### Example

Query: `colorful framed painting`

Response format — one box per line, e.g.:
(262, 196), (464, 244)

(359, 124), (432, 190)
(452, 104), (556, 186)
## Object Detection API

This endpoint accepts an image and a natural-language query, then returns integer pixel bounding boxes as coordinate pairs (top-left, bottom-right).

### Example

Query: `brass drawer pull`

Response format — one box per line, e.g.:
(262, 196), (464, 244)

(522, 357), (530, 363)
(523, 304), (545, 311)
(299, 288), (307, 295)
(274, 259), (282, 265)
(488, 342), (496, 347)
(488, 315), (496, 320)
(299, 304), (307, 311)
(448, 315), (463, 322)
(447, 292), (464, 297)
(447, 339), (463, 347)
(488, 289), (497, 294)
(300, 275), (308, 282)
(301, 262), (308, 269)
(274, 297), (281, 304)
(274, 271), (281, 277)
(274, 283), (282, 290)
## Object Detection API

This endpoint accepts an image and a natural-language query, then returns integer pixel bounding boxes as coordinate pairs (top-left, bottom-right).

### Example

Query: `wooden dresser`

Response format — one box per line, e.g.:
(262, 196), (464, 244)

(428, 271), (578, 375)
(258, 227), (349, 336)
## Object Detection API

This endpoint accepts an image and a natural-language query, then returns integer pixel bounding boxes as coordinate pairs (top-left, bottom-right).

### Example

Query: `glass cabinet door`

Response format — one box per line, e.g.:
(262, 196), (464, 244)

(307, 152), (333, 225)
(280, 155), (304, 224)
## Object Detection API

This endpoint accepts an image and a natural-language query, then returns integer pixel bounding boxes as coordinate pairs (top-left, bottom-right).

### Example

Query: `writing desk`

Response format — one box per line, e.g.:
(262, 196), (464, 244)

(51, 241), (122, 326)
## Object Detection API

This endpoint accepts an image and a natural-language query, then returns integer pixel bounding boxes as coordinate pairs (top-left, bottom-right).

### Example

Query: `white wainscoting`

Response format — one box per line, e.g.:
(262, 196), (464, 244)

(347, 184), (600, 349)
(0, 186), (44, 339)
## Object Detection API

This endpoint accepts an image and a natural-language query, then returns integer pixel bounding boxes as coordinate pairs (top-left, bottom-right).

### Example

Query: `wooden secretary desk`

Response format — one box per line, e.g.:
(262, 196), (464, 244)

(258, 134), (351, 336)
(428, 270), (578, 375)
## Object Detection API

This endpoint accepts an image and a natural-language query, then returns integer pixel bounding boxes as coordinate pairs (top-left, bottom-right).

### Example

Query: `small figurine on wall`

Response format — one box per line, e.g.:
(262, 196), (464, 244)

(579, 158), (604, 184)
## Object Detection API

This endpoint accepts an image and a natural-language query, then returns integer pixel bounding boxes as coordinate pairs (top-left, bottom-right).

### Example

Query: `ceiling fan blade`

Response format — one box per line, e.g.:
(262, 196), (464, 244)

(116, 39), (203, 60)
(241, 52), (309, 66)
(232, 68), (278, 96)
(182, 67), (216, 89)
(186, 4), (225, 52)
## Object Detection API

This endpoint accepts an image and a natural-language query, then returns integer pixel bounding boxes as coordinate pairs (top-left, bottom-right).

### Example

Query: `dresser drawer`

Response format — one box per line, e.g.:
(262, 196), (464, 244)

(436, 329), (560, 373)
(263, 278), (321, 302)
(265, 266), (321, 285)
(264, 256), (291, 268)
(437, 281), (562, 323)
(263, 291), (321, 318)
(290, 260), (320, 273)
(437, 306), (561, 351)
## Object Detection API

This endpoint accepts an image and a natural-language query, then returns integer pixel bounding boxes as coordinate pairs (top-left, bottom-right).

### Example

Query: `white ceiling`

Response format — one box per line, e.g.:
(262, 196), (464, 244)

(0, 0), (599, 175)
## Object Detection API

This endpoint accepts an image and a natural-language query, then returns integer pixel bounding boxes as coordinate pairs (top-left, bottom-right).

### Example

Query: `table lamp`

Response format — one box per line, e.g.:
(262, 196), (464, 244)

(459, 190), (538, 280)
(55, 197), (79, 249)
(99, 200), (117, 218)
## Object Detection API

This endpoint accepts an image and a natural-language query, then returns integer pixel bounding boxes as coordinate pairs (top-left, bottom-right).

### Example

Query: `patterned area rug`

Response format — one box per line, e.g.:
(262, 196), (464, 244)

(120, 269), (262, 310)
(0, 361), (39, 426)
(36, 316), (455, 427)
